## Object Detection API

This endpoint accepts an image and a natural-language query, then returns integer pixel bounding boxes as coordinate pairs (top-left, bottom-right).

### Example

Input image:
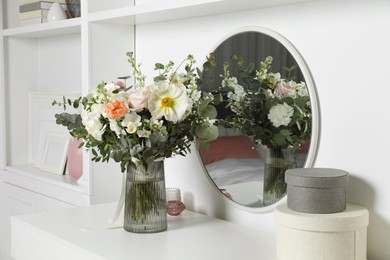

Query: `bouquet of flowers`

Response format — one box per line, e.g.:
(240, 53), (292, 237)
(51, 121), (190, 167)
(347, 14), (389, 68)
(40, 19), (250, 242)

(53, 52), (219, 232)
(218, 55), (311, 150)
(216, 55), (312, 204)
(53, 52), (218, 173)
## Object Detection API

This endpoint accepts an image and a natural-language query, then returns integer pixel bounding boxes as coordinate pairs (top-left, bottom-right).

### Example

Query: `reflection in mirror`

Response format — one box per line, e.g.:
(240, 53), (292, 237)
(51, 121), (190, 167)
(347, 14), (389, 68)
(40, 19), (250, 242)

(198, 29), (318, 208)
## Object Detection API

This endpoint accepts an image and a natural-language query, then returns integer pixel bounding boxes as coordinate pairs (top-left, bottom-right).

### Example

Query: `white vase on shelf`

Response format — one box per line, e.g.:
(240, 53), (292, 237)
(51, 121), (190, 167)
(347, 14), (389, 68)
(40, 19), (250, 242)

(47, 3), (67, 22)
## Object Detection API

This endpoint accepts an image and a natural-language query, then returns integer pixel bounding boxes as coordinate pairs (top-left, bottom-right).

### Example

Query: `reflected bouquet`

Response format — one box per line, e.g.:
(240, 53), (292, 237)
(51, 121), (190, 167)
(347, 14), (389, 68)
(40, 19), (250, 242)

(218, 55), (311, 149)
(217, 55), (312, 205)
(53, 52), (218, 172)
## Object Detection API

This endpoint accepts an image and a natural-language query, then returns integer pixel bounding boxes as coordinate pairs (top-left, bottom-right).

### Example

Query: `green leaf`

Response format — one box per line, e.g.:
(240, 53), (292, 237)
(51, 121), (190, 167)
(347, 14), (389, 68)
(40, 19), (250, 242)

(154, 75), (166, 82)
(272, 133), (286, 146)
(117, 75), (131, 80)
(195, 125), (218, 140)
(280, 129), (291, 137)
(200, 104), (217, 119)
(73, 99), (79, 108)
(246, 63), (255, 74)
(283, 97), (294, 106)
(154, 63), (165, 70)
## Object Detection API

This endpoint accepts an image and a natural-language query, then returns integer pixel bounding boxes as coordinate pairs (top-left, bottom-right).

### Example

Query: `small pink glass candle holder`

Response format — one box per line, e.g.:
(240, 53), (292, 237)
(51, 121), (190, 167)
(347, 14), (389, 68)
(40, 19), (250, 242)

(166, 201), (186, 216)
(166, 188), (186, 216)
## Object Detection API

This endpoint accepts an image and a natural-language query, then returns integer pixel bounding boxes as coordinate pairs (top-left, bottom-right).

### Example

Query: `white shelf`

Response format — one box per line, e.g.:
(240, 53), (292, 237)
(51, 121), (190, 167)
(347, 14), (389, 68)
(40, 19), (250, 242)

(88, 0), (313, 25)
(2, 18), (81, 38)
(4, 164), (83, 193)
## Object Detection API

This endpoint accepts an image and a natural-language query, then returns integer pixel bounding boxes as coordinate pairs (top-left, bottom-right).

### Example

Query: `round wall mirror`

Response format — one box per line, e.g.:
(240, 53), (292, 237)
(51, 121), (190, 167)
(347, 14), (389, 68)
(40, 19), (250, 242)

(197, 27), (320, 210)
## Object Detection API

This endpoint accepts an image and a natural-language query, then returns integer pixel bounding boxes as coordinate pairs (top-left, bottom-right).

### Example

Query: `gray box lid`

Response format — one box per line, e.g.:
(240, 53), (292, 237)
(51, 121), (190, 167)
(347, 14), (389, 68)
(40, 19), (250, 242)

(285, 168), (348, 189)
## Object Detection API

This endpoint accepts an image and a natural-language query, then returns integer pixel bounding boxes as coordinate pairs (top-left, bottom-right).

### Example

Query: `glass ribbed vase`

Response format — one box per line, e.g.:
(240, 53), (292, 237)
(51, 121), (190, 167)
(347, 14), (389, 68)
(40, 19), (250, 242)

(263, 147), (296, 206)
(124, 160), (167, 233)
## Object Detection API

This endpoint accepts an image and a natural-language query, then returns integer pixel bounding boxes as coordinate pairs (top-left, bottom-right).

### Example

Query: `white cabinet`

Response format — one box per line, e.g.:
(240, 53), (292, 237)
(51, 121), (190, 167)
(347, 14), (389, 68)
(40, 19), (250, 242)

(0, 178), (75, 260)
(11, 203), (277, 260)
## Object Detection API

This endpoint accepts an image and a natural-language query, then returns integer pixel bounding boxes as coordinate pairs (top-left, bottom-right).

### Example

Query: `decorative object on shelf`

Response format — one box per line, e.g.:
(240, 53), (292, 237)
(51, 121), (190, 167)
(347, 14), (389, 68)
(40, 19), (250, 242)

(275, 203), (369, 260)
(53, 52), (218, 233)
(285, 168), (349, 213)
(124, 160), (167, 233)
(47, 3), (67, 22)
(66, 0), (80, 18)
(263, 147), (296, 206)
(166, 187), (186, 216)
(166, 201), (186, 216)
(40, 134), (70, 175)
(19, 1), (69, 25)
(216, 55), (312, 205)
(67, 138), (83, 180)
(166, 187), (182, 201)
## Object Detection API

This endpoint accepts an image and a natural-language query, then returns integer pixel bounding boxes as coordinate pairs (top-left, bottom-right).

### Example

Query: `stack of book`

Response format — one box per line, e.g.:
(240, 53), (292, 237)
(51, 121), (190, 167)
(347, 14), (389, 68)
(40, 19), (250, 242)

(19, 0), (68, 26)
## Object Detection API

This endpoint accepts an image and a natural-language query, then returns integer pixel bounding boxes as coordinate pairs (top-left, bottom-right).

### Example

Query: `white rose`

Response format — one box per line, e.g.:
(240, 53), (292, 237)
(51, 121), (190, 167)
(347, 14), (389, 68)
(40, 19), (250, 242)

(81, 110), (106, 141)
(268, 103), (294, 127)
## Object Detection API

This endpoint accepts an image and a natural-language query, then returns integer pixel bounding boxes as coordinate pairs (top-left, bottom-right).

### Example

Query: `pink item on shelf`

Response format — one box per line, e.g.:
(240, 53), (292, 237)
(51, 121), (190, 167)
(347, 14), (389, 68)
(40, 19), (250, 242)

(166, 200), (186, 216)
(67, 138), (83, 180)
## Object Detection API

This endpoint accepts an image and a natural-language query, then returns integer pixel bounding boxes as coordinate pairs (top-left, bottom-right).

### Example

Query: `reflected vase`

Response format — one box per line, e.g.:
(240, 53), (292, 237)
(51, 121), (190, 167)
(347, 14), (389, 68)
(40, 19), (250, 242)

(263, 147), (296, 206)
(124, 160), (167, 233)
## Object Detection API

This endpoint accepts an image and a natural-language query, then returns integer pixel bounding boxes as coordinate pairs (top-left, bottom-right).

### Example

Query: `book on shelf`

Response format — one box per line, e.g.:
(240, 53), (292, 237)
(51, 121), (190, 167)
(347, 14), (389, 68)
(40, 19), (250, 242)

(20, 0), (67, 4)
(20, 1), (68, 13)
(19, 17), (48, 26)
(19, 9), (50, 20)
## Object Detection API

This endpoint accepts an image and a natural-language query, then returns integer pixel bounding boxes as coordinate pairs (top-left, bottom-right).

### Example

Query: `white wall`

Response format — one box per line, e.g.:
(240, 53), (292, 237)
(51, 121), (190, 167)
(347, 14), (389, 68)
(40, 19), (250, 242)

(135, 0), (390, 259)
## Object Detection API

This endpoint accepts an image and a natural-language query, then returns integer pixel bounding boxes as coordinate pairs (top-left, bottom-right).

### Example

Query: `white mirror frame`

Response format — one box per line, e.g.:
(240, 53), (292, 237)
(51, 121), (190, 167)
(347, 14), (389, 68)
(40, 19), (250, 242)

(198, 26), (321, 213)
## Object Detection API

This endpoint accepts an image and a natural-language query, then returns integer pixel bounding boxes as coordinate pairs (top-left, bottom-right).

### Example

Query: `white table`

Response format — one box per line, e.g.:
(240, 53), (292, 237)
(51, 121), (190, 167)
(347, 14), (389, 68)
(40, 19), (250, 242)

(11, 203), (276, 260)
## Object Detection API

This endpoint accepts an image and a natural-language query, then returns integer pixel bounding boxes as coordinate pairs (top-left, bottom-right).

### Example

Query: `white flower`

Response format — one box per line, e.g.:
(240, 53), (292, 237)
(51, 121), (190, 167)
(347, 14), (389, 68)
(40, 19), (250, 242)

(224, 77), (246, 103)
(137, 129), (151, 138)
(81, 110), (106, 141)
(190, 89), (202, 102)
(122, 112), (142, 134)
(268, 103), (294, 127)
(104, 83), (121, 97)
(269, 72), (281, 85)
(150, 118), (163, 129)
(296, 82), (309, 97)
(109, 119), (125, 137)
(87, 88), (104, 103)
(90, 104), (106, 117)
(148, 82), (189, 122)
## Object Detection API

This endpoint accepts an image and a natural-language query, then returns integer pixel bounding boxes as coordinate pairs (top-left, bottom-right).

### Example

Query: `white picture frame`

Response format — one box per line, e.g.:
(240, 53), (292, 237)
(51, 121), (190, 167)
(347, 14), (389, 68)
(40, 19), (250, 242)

(28, 91), (80, 167)
(40, 134), (70, 175)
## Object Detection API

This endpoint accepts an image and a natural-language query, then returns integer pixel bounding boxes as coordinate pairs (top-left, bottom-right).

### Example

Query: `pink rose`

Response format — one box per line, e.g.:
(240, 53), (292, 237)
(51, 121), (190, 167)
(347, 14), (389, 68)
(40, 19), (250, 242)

(128, 89), (149, 112)
(274, 80), (295, 99)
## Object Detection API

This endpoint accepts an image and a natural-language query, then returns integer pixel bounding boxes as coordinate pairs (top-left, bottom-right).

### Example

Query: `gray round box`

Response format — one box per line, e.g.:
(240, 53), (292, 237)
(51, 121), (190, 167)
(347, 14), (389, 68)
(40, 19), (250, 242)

(285, 168), (349, 214)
